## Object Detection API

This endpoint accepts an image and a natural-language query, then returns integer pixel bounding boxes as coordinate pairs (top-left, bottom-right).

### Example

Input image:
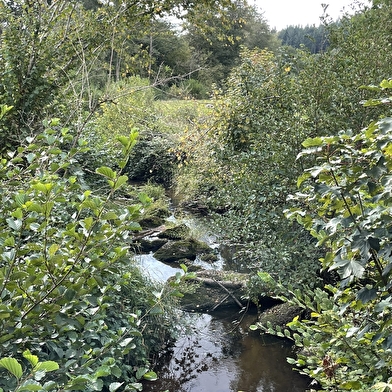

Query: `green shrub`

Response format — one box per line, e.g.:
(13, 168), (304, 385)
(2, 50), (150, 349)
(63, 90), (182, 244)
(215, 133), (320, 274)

(124, 131), (176, 187)
(0, 115), (181, 391)
(254, 82), (392, 391)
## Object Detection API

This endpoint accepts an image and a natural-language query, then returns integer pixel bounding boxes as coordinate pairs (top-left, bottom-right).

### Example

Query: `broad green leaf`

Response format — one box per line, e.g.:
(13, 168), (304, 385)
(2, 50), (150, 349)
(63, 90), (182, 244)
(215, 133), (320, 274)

(32, 182), (52, 193)
(109, 382), (124, 392)
(297, 172), (311, 187)
(380, 79), (392, 89)
(96, 166), (116, 179)
(89, 379), (104, 391)
(331, 259), (365, 279)
(113, 175), (128, 190)
(26, 153), (36, 163)
(82, 216), (94, 230)
(119, 337), (134, 347)
(143, 371), (157, 381)
(94, 365), (111, 377)
(302, 137), (323, 148)
(4, 236), (15, 247)
(372, 382), (392, 392)
(12, 208), (23, 219)
(170, 290), (184, 298)
(0, 104), (13, 120)
(2, 249), (16, 262)
(0, 357), (23, 379)
(117, 136), (131, 147)
(48, 243), (60, 256)
(35, 361), (59, 372)
(138, 192), (152, 205)
(340, 380), (362, 390)
(6, 218), (22, 231)
(26, 202), (43, 213)
(23, 350), (39, 367)
(149, 305), (163, 315)
(102, 211), (118, 220)
(15, 193), (26, 206)
(17, 381), (43, 391)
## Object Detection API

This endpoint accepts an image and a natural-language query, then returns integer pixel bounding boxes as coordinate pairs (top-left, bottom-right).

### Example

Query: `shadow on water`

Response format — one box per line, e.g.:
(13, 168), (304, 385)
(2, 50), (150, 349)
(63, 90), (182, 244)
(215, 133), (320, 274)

(143, 309), (311, 392)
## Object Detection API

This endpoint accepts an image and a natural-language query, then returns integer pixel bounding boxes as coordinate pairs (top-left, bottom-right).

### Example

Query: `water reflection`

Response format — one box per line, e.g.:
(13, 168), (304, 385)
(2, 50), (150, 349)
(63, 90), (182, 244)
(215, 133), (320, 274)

(136, 253), (182, 281)
(143, 309), (310, 392)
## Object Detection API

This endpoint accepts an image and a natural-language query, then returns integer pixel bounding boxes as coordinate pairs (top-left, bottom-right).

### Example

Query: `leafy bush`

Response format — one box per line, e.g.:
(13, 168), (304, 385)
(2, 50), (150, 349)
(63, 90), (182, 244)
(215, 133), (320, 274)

(82, 78), (180, 188)
(0, 115), (181, 391)
(254, 81), (392, 391)
(175, 48), (321, 286)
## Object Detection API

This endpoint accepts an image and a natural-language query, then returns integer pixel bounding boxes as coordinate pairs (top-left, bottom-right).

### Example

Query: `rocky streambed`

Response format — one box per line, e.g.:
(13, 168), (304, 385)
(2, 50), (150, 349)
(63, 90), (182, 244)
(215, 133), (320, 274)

(134, 218), (311, 391)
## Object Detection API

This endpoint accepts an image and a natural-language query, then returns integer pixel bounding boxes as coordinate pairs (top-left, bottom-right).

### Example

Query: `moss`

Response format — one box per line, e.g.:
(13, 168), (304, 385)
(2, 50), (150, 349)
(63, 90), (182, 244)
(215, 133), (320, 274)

(257, 302), (303, 329)
(153, 239), (214, 263)
(158, 224), (191, 240)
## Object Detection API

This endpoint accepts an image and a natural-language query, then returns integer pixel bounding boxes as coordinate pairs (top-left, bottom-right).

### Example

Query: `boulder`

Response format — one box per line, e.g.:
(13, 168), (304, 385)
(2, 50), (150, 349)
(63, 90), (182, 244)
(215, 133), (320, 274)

(179, 270), (249, 312)
(257, 302), (303, 329)
(153, 238), (214, 264)
(158, 223), (190, 240)
(135, 237), (168, 253)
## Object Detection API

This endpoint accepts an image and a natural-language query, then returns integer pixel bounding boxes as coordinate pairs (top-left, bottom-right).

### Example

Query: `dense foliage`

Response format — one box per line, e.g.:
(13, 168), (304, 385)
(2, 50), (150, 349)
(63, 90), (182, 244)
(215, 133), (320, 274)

(175, 1), (392, 388)
(0, 0), (240, 390)
(0, 112), (190, 390)
(278, 24), (329, 53)
(176, 48), (323, 285)
(0, 0), (239, 150)
(257, 82), (392, 391)
(3, 0), (392, 389)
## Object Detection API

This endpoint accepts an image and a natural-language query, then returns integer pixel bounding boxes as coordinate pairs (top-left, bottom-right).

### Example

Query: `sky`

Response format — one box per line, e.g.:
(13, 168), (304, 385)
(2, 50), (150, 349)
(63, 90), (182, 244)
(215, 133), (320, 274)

(252, 0), (370, 30)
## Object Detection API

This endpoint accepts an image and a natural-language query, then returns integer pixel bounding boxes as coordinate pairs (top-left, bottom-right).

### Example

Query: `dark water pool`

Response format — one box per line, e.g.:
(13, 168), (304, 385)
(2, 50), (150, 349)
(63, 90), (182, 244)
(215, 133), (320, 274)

(143, 309), (311, 392)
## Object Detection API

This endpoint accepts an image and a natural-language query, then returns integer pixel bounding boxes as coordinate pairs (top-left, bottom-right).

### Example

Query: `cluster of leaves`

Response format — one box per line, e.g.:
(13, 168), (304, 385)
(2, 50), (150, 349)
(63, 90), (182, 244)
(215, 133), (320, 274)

(0, 0), (243, 151)
(176, 1), (392, 288)
(0, 112), (184, 391)
(175, 47), (322, 284)
(254, 81), (392, 391)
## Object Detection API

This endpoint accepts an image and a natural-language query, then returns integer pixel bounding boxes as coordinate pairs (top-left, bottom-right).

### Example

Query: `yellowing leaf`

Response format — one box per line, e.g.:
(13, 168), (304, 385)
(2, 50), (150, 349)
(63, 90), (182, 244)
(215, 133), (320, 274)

(23, 350), (38, 367)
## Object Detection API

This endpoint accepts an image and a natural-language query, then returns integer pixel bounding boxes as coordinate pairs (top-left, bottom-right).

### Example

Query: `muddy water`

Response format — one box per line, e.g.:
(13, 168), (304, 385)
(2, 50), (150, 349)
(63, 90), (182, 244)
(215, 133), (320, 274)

(143, 308), (310, 392)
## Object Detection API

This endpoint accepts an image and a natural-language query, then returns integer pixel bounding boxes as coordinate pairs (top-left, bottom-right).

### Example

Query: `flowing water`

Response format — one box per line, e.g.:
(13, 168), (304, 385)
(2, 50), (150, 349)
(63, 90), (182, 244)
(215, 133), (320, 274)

(136, 254), (311, 392)
(137, 213), (311, 392)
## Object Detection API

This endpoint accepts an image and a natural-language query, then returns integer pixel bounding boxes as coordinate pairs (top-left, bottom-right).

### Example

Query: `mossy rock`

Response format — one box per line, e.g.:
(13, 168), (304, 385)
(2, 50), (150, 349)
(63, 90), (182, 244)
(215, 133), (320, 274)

(179, 270), (249, 312)
(138, 205), (171, 229)
(138, 215), (167, 228)
(135, 238), (168, 253)
(153, 239), (213, 264)
(198, 252), (218, 263)
(158, 224), (190, 240)
(258, 302), (303, 329)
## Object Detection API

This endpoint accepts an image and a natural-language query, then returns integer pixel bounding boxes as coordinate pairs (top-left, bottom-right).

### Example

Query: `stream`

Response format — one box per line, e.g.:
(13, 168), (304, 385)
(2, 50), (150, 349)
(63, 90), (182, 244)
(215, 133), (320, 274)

(137, 213), (311, 392)
(141, 306), (311, 392)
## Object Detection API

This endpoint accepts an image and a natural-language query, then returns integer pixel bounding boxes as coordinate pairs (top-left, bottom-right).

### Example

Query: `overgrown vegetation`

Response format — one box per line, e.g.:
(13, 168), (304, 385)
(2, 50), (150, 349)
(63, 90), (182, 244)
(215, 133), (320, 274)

(3, 0), (392, 390)
(174, 1), (392, 390)
(0, 0), (239, 390)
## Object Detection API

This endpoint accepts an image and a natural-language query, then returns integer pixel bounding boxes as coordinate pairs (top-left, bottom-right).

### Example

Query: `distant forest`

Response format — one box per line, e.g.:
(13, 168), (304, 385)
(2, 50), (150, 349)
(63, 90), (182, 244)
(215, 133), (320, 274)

(278, 24), (329, 53)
